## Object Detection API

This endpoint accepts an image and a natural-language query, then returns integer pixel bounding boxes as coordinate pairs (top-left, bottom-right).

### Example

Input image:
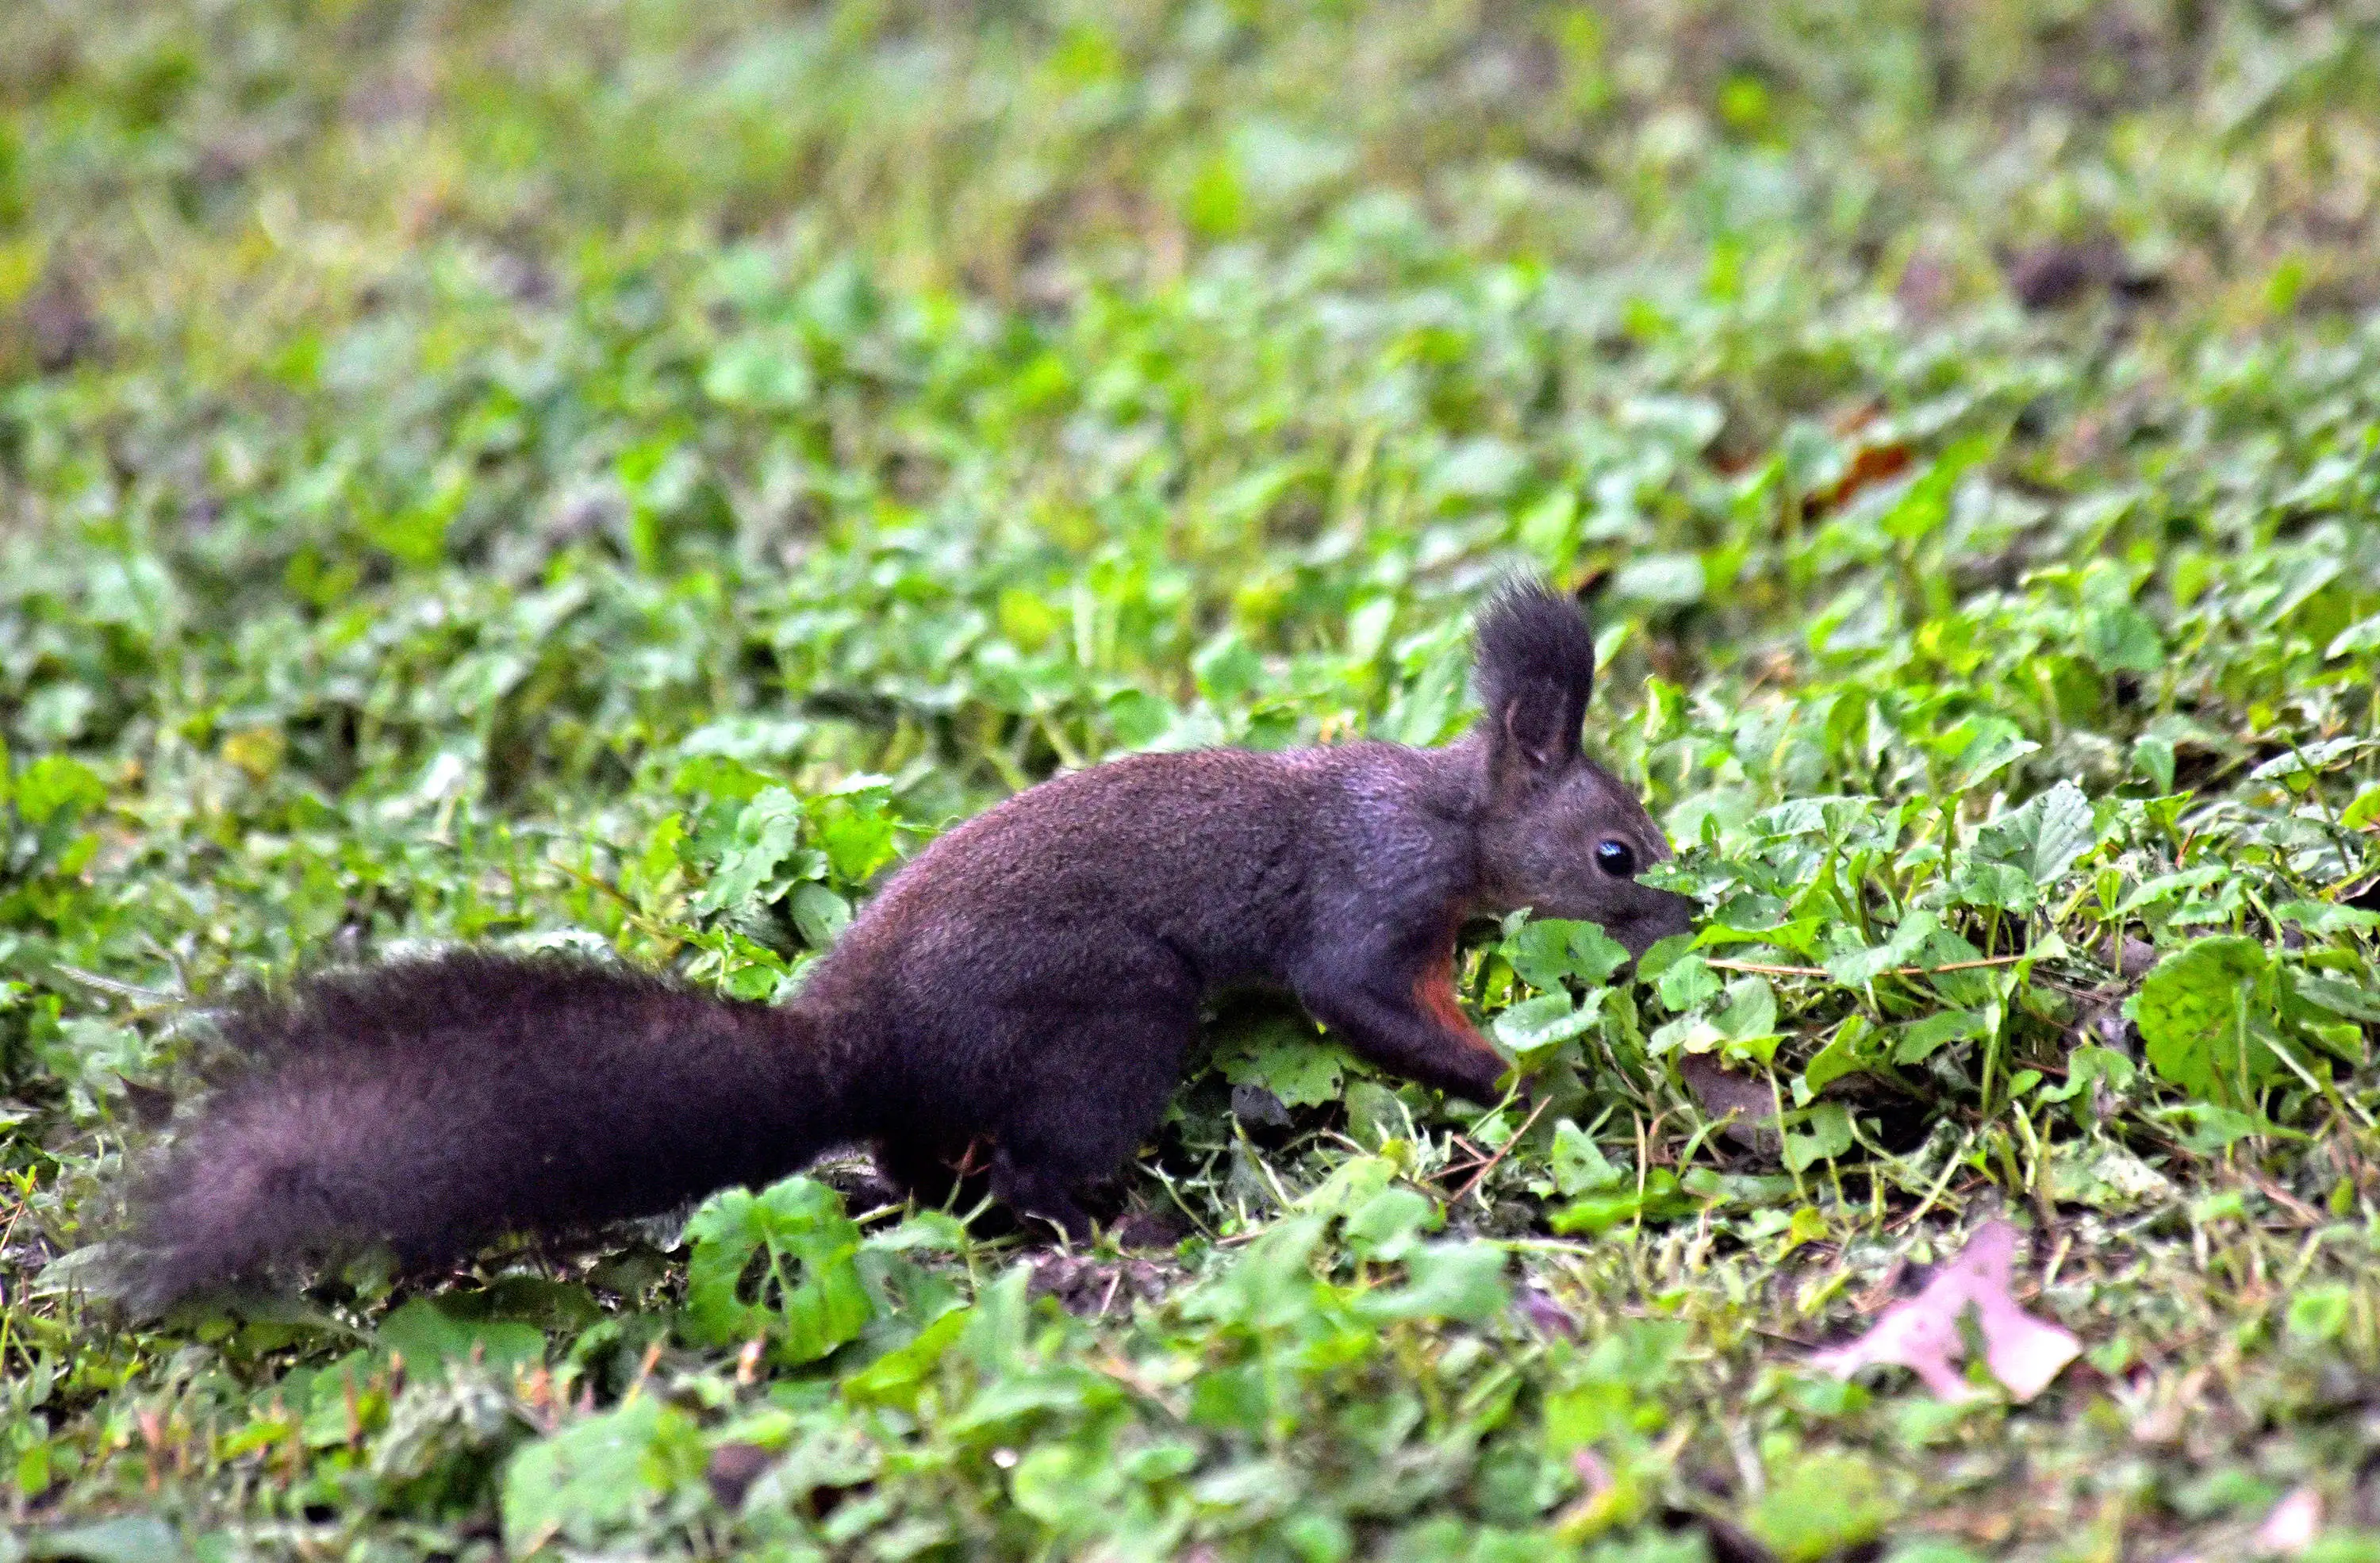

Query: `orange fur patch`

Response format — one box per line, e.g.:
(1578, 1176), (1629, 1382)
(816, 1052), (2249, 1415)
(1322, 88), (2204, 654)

(1413, 931), (1503, 1066)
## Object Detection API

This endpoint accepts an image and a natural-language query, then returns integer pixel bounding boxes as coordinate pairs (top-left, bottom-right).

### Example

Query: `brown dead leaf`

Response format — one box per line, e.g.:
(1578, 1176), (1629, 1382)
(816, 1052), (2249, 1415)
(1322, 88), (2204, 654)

(2005, 237), (2126, 310)
(1806, 440), (1914, 517)
(704, 1442), (774, 1510)
(1676, 1053), (1782, 1158)
(1808, 1219), (2079, 1402)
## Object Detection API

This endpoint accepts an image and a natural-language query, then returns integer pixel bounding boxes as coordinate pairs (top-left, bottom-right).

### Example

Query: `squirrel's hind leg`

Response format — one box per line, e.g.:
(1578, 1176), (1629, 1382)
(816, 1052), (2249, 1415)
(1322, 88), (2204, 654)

(989, 1151), (1095, 1244)
(982, 999), (1197, 1245)
(872, 1134), (985, 1217)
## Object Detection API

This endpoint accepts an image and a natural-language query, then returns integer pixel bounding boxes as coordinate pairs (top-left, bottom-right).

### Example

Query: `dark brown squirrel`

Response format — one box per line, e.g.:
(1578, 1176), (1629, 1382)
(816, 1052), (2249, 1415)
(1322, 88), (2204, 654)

(114, 580), (1691, 1312)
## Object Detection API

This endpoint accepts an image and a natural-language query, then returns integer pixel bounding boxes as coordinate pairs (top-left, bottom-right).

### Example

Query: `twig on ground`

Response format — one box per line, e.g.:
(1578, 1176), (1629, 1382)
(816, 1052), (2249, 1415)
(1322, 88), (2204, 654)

(1449, 1096), (1552, 1208)
(1706, 954), (2031, 979)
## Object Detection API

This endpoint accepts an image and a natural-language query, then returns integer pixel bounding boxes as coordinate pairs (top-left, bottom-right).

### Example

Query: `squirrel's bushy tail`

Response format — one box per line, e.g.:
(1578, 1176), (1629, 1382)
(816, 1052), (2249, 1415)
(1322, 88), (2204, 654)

(120, 950), (847, 1315)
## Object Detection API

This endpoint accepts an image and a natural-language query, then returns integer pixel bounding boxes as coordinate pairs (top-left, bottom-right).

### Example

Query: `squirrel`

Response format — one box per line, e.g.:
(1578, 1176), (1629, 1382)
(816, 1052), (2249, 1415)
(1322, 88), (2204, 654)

(113, 580), (1692, 1312)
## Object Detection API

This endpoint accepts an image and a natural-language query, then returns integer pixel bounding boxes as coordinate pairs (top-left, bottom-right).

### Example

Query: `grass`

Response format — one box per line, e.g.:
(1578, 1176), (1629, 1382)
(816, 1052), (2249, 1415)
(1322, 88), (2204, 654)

(5, 1), (2380, 1558)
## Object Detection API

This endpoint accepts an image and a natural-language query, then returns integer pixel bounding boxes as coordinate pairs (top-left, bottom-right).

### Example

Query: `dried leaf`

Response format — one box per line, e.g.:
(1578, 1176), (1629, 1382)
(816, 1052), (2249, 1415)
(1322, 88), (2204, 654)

(1676, 1053), (1781, 1158)
(2254, 1487), (2321, 1555)
(1809, 1220), (2078, 1402)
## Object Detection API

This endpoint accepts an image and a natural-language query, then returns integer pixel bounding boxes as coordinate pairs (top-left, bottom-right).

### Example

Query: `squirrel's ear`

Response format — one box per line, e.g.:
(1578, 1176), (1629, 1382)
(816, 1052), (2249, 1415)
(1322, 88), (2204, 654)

(1496, 680), (1581, 774)
(1473, 579), (1595, 782)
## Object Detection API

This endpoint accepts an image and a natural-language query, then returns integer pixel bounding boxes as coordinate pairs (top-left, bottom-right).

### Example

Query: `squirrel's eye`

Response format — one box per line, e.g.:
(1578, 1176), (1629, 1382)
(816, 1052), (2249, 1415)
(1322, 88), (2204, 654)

(1594, 839), (1639, 879)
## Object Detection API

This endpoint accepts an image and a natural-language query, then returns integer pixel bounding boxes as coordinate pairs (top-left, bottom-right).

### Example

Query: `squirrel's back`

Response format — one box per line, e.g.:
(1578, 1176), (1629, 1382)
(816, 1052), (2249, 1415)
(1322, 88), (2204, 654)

(811, 742), (1466, 1006)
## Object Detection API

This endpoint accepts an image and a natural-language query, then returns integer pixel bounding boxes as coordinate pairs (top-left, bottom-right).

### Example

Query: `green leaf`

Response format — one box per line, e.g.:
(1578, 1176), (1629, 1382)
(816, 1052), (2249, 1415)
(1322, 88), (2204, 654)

(1803, 1016), (1882, 1091)
(1491, 991), (1600, 1059)
(1342, 1185), (1441, 1262)
(1549, 1119), (1629, 1196)
(12, 755), (106, 827)
(2274, 901), (2380, 938)
(789, 881), (851, 947)
(1357, 1241), (1509, 1323)
(694, 787), (806, 915)
(1610, 551), (1706, 606)
(1879, 434), (1994, 543)
(2327, 612), (2380, 659)
(809, 787), (899, 883)
(377, 1299), (545, 1384)
(2082, 601), (2163, 674)
(2151, 1101), (2305, 1154)
(1502, 917), (1631, 991)
(842, 1305), (971, 1411)
(2132, 732), (2176, 791)
(2286, 1282), (2352, 1342)
(703, 336), (815, 409)
(2044, 1139), (2177, 1211)
(2037, 1045), (2137, 1104)
(681, 1176), (873, 1364)
(1216, 1016), (1357, 1108)
(1894, 1008), (1985, 1066)
(2129, 937), (2287, 1108)
(1939, 716), (2040, 792)
(1782, 1101), (1854, 1171)
(1716, 976), (1777, 1042)
(1824, 910), (1939, 986)
(1550, 1169), (1692, 1235)
(1655, 951), (1720, 1012)
(22, 1518), (186, 1563)
(1545, 1319), (1690, 1450)
(2292, 970), (2380, 1024)
(501, 1396), (706, 1554)
(1747, 1450), (1897, 1563)
(1974, 781), (2098, 889)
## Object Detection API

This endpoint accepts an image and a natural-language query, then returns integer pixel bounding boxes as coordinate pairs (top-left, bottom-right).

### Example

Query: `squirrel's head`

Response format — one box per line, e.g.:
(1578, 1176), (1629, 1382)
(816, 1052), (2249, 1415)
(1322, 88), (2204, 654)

(1465, 578), (1695, 956)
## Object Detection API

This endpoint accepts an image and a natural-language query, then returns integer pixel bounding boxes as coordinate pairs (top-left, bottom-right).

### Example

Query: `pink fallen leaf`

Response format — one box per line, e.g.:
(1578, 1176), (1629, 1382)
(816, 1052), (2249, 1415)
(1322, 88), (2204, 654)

(1809, 1219), (2079, 1403)
(2254, 1487), (2321, 1555)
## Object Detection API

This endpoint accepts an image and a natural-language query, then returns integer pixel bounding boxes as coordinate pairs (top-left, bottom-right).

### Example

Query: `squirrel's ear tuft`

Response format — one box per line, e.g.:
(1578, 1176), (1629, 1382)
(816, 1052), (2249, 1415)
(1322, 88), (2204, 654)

(1473, 578), (1595, 778)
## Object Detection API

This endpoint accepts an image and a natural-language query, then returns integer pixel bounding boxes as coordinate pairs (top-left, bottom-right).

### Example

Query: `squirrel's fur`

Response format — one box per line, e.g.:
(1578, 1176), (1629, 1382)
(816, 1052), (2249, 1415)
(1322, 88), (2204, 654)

(115, 581), (1691, 1311)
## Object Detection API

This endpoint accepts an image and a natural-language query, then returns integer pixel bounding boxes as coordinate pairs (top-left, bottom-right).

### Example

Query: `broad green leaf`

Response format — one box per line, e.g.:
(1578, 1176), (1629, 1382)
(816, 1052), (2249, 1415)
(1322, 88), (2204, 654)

(2129, 937), (2286, 1108)
(1893, 1008), (1986, 1066)
(12, 755), (106, 827)
(1491, 991), (1600, 1058)
(1782, 1101), (1854, 1171)
(1825, 910), (1940, 986)
(2286, 1283), (2352, 1342)
(501, 1396), (705, 1554)
(377, 1299), (545, 1384)
(1550, 1169), (1692, 1235)
(1974, 781), (2098, 889)
(702, 336), (814, 408)
(694, 787), (806, 915)
(842, 1305), (971, 1411)
(1549, 1119), (1629, 1196)
(1357, 1241), (1508, 1323)
(1748, 1451), (1897, 1562)
(681, 1176), (873, 1364)
(1217, 1016), (1356, 1108)
(789, 881), (851, 947)
(1610, 551), (1706, 606)
(2082, 601), (2163, 674)
(1342, 1185), (1441, 1262)
(1804, 1015), (1882, 1091)
(1502, 917), (1632, 991)
(20, 1518), (186, 1563)
(809, 789), (899, 882)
